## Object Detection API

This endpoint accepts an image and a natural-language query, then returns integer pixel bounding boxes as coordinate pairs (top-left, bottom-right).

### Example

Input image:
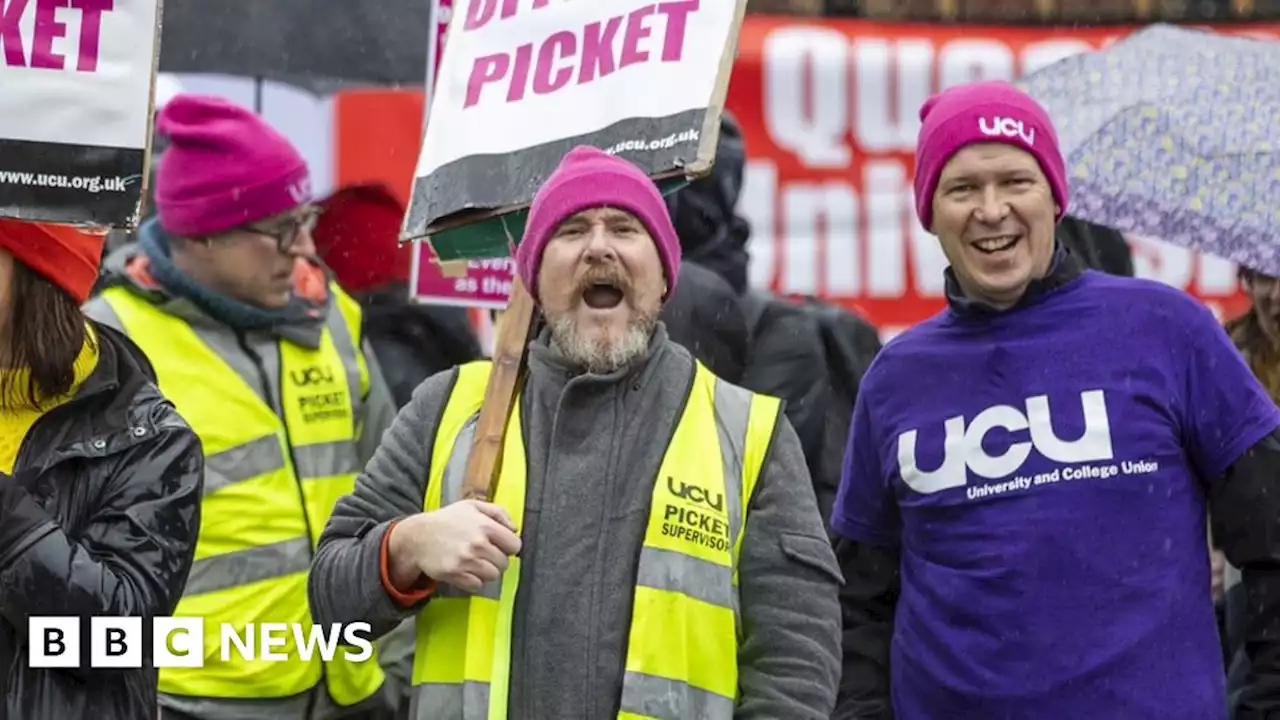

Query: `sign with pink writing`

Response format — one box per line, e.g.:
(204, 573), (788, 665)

(414, 0), (512, 308)
(0, 0), (160, 227)
(412, 252), (515, 309)
(403, 0), (747, 246)
(425, 0), (453, 116)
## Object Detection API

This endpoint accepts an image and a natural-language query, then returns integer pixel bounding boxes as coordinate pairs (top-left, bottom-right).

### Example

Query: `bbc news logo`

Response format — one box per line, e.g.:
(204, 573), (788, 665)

(28, 617), (374, 668)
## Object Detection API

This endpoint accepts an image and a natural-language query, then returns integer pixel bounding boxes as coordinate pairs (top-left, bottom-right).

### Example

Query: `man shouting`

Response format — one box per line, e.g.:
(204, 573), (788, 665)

(309, 146), (842, 719)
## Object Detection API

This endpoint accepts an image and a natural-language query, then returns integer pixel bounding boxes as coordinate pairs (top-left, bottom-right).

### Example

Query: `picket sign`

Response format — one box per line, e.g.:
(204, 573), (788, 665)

(403, 0), (741, 250)
(0, 0), (161, 227)
(402, 0), (748, 501)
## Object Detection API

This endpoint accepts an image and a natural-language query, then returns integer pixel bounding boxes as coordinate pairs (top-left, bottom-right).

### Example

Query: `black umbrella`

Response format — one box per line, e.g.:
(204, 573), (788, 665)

(158, 0), (432, 86)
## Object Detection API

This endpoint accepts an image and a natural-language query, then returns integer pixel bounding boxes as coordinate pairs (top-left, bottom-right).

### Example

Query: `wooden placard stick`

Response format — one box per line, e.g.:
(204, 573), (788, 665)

(460, 275), (538, 502)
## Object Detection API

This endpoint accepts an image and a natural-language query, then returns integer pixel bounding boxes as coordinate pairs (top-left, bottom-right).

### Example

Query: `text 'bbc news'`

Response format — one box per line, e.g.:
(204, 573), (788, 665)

(28, 617), (374, 669)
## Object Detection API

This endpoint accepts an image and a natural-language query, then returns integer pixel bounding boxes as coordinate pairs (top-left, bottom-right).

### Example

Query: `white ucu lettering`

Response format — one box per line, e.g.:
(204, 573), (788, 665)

(288, 177), (312, 203)
(896, 390), (1113, 495)
(978, 116), (1036, 146)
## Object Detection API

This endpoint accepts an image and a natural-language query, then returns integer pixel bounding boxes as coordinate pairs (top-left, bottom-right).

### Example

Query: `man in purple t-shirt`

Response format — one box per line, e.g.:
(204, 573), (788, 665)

(832, 80), (1280, 719)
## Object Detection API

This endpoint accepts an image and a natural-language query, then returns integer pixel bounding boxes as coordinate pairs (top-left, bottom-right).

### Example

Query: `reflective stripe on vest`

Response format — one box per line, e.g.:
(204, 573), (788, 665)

(101, 286), (383, 708)
(408, 360), (781, 720)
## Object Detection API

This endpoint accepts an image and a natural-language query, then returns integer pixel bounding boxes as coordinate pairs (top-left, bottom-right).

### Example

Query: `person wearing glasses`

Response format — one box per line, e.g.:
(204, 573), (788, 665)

(84, 94), (399, 720)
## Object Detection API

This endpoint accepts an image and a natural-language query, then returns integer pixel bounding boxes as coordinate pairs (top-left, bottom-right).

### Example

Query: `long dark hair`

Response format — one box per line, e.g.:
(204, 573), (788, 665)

(0, 259), (91, 412)
(1226, 306), (1280, 406)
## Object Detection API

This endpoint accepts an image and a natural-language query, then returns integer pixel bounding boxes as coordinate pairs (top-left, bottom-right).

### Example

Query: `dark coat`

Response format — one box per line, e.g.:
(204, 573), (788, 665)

(0, 322), (203, 720)
(357, 286), (484, 410)
(661, 262), (750, 385)
(1057, 215), (1135, 277)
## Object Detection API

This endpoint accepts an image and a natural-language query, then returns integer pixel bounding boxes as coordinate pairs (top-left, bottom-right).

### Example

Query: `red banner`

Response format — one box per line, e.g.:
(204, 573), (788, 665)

(332, 18), (1280, 335)
(723, 17), (1280, 334)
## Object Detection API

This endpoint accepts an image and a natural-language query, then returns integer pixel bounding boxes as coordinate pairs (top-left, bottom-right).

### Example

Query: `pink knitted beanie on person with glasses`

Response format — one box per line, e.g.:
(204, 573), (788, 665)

(154, 94), (313, 237)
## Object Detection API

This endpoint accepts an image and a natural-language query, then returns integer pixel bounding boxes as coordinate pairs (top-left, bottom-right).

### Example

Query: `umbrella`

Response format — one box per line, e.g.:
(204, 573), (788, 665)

(1016, 25), (1280, 275)
(158, 0), (432, 87)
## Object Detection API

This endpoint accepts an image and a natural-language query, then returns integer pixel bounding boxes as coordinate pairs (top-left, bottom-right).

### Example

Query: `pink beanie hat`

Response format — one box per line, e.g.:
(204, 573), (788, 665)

(914, 80), (1068, 231)
(516, 146), (680, 302)
(154, 94), (312, 237)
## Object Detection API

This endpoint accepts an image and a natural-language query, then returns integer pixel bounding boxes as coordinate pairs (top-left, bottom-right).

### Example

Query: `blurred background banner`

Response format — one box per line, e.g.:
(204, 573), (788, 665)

(759, 0), (1277, 23)
(153, 16), (1280, 340)
(721, 17), (1279, 334)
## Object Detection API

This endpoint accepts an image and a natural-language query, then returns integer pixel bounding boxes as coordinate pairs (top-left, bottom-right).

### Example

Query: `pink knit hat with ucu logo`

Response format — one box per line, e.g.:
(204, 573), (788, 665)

(913, 80), (1069, 231)
(155, 94), (312, 237)
(516, 146), (681, 303)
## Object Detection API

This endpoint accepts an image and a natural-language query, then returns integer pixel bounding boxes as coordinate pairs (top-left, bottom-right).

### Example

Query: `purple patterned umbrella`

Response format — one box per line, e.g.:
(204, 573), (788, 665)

(1017, 24), (1280, 275)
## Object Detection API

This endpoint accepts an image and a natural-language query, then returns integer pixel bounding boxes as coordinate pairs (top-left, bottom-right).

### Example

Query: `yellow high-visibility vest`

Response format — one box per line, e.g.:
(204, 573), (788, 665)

(100, 285), (384, 708)
(410, 359), (782, 720)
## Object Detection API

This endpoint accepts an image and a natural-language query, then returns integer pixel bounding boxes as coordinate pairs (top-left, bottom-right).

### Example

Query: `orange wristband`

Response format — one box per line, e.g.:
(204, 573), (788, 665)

(380, 519), (435, 607)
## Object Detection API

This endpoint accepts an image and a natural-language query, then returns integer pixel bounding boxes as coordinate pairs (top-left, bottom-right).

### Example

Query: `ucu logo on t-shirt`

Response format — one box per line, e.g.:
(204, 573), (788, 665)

(896, 390), (1113, 495)
(978, 116), (1036, 146)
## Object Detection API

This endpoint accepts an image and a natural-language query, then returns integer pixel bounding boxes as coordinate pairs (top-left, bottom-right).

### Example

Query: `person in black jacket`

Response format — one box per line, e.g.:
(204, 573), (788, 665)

(667, 113), (831, 475)
(1055, 214), (1135, 277)
(0, 218), (202, 720)
(660, 261), (749, 385)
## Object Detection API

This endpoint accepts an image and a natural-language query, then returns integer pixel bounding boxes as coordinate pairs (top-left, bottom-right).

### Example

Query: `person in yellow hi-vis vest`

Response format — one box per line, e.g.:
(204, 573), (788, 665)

(309, 146), (843, 719)
(82, 94), (399, 720)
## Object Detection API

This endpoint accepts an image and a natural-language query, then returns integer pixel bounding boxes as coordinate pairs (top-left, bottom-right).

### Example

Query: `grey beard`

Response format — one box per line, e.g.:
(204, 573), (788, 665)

(547, 309), (657, 375)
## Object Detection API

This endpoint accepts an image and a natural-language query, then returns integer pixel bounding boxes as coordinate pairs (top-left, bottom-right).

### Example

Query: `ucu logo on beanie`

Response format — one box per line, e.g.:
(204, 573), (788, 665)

(288, 177), (312, 204)
(978, 116), (1036, 146)
(912, 81), (1069, 230)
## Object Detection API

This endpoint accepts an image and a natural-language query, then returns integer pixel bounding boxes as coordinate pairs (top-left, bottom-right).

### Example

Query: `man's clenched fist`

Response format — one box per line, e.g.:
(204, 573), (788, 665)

(387, 500), (523, 594)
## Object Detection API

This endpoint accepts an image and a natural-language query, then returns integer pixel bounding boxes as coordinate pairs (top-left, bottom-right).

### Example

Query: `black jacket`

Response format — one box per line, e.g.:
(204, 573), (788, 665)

(1056, 215), (1135, 277)
(663, 113), (833, 480)
(0, 322), (203, 720)
(357, 285), (484, 409)
(834, 249), (1280, 719)
(661, 262), (749, 385)
(741, 290), (829, 482)
(666, 113), (751, 296)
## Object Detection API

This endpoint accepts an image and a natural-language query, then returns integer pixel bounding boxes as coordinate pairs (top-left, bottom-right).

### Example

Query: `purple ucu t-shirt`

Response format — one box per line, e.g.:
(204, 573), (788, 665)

(833, 271), (1280, 719)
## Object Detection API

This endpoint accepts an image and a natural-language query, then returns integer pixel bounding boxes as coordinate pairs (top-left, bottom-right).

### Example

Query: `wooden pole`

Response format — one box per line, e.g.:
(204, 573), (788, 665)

(460, 275), (538, 501)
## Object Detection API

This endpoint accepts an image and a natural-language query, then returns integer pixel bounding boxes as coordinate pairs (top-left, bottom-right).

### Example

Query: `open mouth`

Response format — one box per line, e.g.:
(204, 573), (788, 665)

(972, 234), (1021, 254)
(581, 279), (625, 310)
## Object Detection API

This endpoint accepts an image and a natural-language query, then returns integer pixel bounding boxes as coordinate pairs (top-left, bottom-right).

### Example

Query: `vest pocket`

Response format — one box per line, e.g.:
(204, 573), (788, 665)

(779, 532), (843, 584)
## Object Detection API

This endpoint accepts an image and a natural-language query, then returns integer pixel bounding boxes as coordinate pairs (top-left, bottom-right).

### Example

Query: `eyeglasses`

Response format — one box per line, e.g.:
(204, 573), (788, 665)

(243, 206), (322, 254)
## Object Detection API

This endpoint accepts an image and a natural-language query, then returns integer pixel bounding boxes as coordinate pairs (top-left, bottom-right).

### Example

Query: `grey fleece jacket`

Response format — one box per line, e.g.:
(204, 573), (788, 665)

(308, 323), (843, 719)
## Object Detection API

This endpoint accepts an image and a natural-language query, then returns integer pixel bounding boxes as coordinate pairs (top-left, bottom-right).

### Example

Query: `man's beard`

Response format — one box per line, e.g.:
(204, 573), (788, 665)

(547, 308), (657, 375)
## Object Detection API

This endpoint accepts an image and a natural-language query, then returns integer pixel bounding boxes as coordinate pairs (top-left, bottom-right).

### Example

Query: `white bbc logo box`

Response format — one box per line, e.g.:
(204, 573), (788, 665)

(28, 617), (204, 668)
